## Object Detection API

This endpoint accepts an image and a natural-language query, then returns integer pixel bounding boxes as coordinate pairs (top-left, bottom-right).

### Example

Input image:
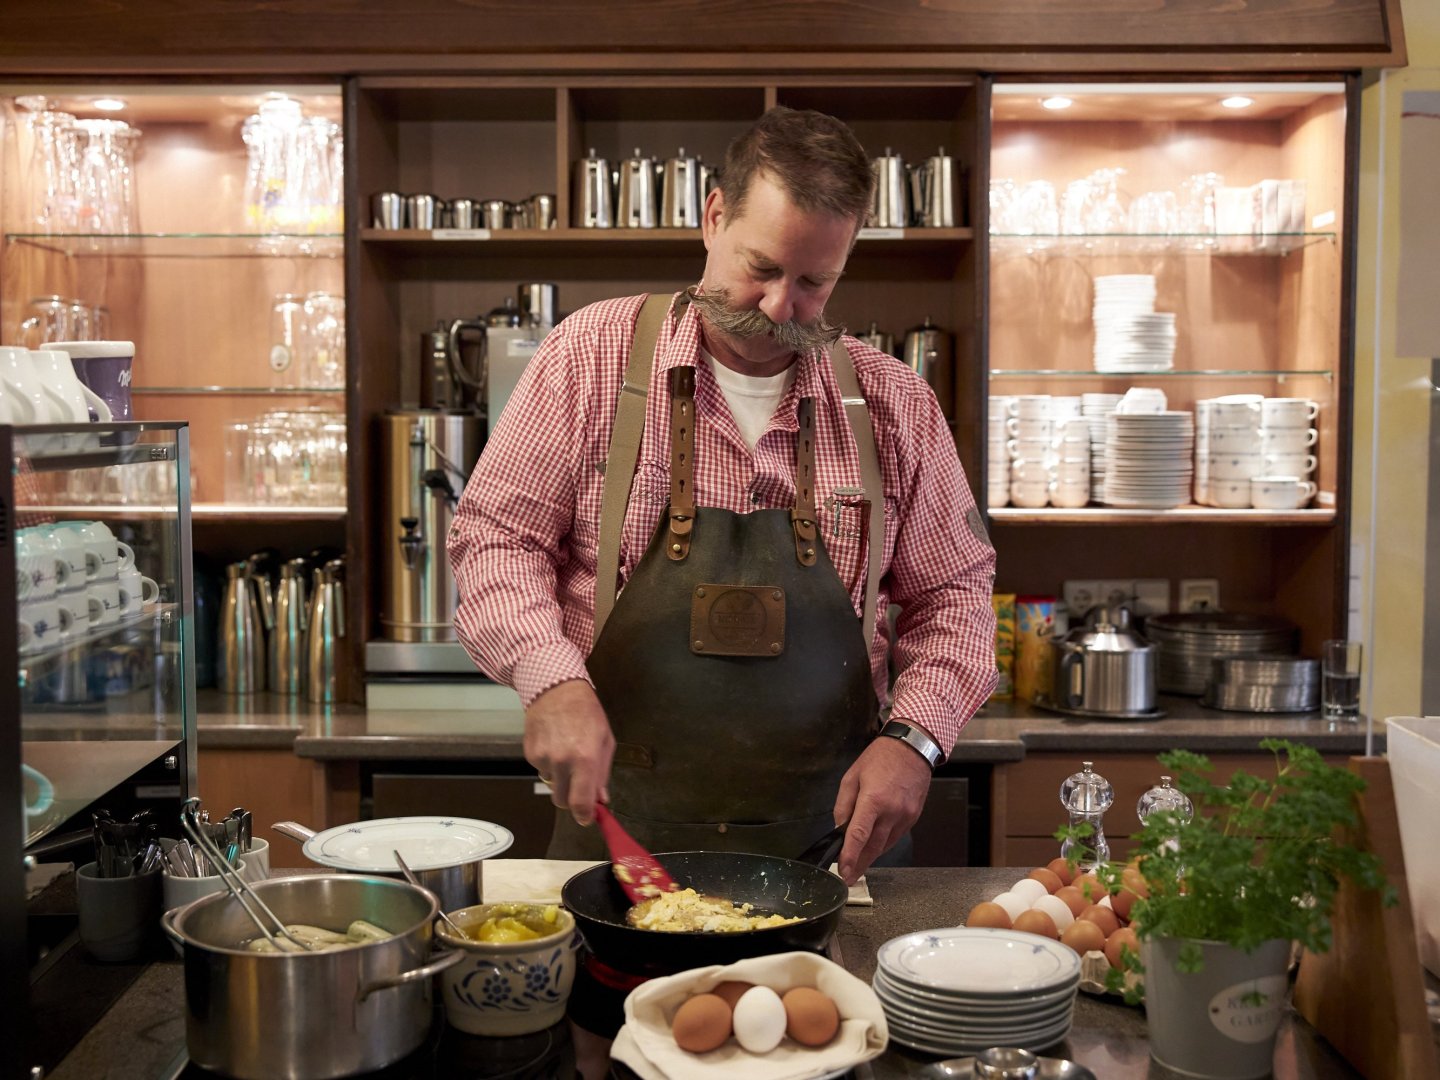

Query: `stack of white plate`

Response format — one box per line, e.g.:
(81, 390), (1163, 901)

(1092, 275), (1176, 373)
(1102, 411), (1195, 509)
(872, 927), (1081, 1056)
(1081, 393), (1123, 502)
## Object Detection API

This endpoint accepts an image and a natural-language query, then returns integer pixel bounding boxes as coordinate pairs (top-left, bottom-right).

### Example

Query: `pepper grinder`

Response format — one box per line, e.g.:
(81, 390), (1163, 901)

(1137, 774), (1194, 854)
(1060, 760), (1113, 871)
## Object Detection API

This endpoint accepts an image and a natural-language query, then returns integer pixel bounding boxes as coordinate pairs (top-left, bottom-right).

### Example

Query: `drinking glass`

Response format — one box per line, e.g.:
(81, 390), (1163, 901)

(1013, 180), (1059, 235)
(269, 293), (305, 386)
(988, 178), (1017, 234)
(1321, 640), (1362, 720)
(26, 108), (80, 231)
(72, 119), (140, 233)
(1083, 168), (1129, 234)
(17, 295), (73, 347)
(1060, 178), (1092, 235)
(1180, 172), (1225, 241)
(302, 292), (345, 388)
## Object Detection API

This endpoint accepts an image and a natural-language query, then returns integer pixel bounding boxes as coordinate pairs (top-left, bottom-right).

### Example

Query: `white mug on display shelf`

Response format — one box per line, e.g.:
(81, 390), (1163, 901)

(88, 579), (122, 628)
(1007, 416), (1054, 440)
(1260, 398), (1319, 427)
(1260, 427), (1317, 452)
(1013, 395), (1052, 420)
(1263, 453), (1317, 476)
(1206, 454), (1265, 481)
(1200, 427), (1262, 453)
(1250, 475), (1317, 510)
(118, 568), (160, 619)
(1007, 437), (1057, 461)
(1050, 481), (1090, 508)
(1010, 481), (1050, 508)
(1011, 460), (1055, 484)
(1209, 479), (1252, 508)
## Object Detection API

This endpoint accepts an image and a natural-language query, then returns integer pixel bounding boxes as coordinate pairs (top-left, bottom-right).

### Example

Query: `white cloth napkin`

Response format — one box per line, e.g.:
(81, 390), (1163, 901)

(482, 859), (872, 906)
(611, 951), (888, 1080)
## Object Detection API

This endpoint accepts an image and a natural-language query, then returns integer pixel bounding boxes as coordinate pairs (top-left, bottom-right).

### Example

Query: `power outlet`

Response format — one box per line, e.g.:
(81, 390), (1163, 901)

(1062, 580), (1101, 616)
(1097, 580), (1134, 608)
(1180, 579), (1220, 612)
(1132, 579), (1171, 616)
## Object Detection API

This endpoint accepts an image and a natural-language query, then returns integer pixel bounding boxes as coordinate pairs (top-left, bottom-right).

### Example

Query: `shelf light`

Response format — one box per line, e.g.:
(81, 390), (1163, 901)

(1220, 96), (1255, 110)
(91, 97), (127, 112)
(1041, 96), (1073, 111)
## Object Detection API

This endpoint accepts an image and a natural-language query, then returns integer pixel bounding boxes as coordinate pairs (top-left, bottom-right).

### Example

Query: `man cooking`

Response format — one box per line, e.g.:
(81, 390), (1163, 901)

(449, 107), (996, 885)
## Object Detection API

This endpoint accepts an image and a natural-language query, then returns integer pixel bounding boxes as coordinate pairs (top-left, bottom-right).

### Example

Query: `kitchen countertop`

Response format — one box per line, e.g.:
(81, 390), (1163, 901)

(46, 865), (1368, 1079)
(190, 690), (1383, 762)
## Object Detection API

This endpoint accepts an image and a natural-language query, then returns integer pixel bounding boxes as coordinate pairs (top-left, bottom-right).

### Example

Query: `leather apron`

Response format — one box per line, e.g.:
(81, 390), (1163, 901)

(547, 294), (881, 859)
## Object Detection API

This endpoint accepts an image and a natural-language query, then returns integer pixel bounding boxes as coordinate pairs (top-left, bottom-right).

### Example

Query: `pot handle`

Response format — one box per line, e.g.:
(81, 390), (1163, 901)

(272, 821), (317, 844)
(1057, 644), (1085, 710)
(161, 907), (183, 947)
(357, 948), (464, 1003)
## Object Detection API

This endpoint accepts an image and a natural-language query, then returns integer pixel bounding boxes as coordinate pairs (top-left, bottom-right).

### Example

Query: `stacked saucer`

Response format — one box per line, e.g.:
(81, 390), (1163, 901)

(1102, 411), (1195, 509)
(1092, 275), (1176, 373)
(1081, 393), (1122, 502)
(872, 927), (1080, 1056)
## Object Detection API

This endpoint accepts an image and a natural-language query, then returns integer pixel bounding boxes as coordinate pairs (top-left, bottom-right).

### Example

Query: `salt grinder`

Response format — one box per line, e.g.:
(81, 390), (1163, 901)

(1060, 760), (1113, 871)
(1137, 774), (1194, 856)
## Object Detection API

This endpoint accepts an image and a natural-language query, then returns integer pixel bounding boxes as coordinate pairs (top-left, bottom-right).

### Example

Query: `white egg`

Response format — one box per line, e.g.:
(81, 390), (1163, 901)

(991, 891), (1029, 922)
(1099, 894), (1114, 910)
(1010, 878), (1048, 905)
(1032, 893), (1075, 932)
(732, 985), (787, 1054)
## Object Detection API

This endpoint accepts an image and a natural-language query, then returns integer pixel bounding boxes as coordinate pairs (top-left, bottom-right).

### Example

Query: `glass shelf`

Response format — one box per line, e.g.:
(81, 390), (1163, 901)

(18, 603), (173, 674)
(14, 424), (177, 473)
(991, 369), (1333, 381)
(5, 232), (343, 259)
(988, 506), (1337, 525)
(36, 503), (347, 521)
(989, 232), (1336, 257)
(134, 386), (345, 396)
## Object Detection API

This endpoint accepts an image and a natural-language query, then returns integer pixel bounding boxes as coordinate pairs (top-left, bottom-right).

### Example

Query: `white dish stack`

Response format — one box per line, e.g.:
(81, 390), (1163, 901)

(1102, 388), (1194, 509)
(1194, 395), (1319, 509)
(1092, 275), (1175, 373)
(987, 396), (1014, 508)
(1006, 395), (1058, 509)
(873, 927), (1081, 1056)
(1081, 393), (1123, 503)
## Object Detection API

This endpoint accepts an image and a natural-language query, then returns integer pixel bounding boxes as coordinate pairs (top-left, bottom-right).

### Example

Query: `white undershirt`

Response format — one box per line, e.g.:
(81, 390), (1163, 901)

(703, 352), (796, 451)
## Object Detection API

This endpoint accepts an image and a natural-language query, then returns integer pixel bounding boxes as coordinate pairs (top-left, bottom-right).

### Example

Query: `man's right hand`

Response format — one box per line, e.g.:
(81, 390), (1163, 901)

(524, 679), (615, 828)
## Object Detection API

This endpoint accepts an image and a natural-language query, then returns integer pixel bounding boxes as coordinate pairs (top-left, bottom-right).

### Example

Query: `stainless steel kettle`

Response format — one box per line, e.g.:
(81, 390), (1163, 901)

(903, 316), (955, 421)
(909, 147), (959, 228)
(659, 147), (701, 228)
(856, 321), (896, 358)
(268, 558), (308, 696)
(1049, 609), (1159, 716)
(305, 559), (345, 704)
(615, 147), (657, 228)
(870, 147), (908, 229)
(572, 148), (613, 228)
(219, 561), (273, 694)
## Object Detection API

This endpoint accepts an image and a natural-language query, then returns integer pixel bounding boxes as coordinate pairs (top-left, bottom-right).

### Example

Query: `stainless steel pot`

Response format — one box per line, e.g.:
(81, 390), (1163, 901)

(167, 875), (461, 1080)
(273, 821), (480, 911)
(1050, 613), (1158, 716)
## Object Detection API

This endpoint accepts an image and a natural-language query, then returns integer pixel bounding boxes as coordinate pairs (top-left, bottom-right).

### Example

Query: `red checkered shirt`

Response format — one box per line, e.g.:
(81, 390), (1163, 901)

(448, 292), (997, 758)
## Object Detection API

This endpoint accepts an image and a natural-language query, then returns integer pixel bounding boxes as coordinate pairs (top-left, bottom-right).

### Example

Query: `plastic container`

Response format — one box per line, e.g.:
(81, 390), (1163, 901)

(1385, 716), (1440, 977)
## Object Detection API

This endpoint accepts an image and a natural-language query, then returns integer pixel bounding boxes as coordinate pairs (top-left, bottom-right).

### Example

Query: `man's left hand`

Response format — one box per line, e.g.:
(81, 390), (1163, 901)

(832, 734), (933, 885)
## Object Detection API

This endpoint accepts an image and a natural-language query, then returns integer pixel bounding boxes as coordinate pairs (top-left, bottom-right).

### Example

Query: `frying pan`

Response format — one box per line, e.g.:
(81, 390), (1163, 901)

(560, 827), (849, 974)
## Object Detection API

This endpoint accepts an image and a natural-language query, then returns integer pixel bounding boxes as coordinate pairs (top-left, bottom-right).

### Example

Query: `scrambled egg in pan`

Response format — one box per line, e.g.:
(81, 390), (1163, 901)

(625, 888), (802, 933)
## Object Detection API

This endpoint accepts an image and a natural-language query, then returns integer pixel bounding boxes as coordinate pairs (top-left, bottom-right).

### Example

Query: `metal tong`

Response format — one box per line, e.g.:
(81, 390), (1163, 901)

(180, 796), (313, 952)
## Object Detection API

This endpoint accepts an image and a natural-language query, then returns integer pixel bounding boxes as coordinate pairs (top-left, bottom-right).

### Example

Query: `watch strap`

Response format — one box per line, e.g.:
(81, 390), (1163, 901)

(879, 720), (943, 770)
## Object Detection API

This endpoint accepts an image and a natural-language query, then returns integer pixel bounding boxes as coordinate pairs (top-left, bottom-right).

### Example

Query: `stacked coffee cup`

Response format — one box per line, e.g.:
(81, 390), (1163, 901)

(1006, 395), (1058, 508)
(1194, 395), (1318, 509)
(987, 396), (1014, 507)
(1254, 397), (1319, 510)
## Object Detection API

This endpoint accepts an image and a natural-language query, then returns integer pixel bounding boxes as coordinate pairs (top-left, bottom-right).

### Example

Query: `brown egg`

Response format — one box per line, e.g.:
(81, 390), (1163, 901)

(1027, 867), (1063, 894)
(965, 901), (1013, 930)
(1121, 865), (1151, 900)
(672, 993), (732, 1053)
(1111, 887), (1140, 921)
(1053, 885), (1087, 917)
(1045, 857), (1075, 886)
(1074, 872), (1106, 903)
(783, 986), (840, 1047)
(711, 980), (754, 1010)
(1105, 926), (1141, 970)
(1059, 918), (1106, 956)
(1080, 903), (1120, 937)
(1011, 909), (1059, 939)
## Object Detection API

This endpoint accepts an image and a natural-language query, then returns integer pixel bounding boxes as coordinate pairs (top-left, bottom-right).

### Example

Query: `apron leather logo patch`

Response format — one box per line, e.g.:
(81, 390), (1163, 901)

(690, 584), (786, 657)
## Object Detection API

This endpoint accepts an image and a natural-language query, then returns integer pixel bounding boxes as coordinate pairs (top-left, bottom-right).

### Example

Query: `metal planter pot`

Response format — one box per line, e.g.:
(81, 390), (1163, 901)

(1143, 936), (1292, 1079)
(169, 875), (461, 1080)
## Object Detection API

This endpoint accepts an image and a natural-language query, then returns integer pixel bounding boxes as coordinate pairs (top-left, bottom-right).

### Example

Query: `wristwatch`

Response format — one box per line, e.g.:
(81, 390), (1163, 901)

(879, 720), (943, 770)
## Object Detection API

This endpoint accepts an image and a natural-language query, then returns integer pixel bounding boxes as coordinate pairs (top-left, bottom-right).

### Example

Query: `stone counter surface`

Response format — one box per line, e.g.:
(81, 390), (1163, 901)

(192, 690), (1382, 762)
(50, 867), (1358, 1079)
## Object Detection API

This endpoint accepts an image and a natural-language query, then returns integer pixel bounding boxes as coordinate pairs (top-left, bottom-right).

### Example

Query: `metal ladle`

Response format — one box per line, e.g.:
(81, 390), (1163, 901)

(393, 849), (468, 939)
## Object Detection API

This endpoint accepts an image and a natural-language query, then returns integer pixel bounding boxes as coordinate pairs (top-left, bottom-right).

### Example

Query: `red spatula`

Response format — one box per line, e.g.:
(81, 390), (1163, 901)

(593, 802), (681, 904)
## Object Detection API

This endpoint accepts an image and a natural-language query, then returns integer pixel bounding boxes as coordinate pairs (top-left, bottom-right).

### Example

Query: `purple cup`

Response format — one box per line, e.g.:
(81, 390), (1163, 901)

(49, 340), (133, 421)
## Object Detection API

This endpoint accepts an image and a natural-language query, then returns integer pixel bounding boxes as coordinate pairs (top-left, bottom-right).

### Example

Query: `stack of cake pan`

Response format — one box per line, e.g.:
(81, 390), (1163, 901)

(1145, 613), (1297, 695)
(1202, 654), (1319, 712)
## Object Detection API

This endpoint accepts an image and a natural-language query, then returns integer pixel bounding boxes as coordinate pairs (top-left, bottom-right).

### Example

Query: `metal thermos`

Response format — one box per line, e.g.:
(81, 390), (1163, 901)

(910, 147), (959, 228)
(448, 197), (477, 230)
(420, 321), (459, 410)
(518, 193), (556, 229)
(305, 559), (346, 704)
(445, 317), (488, 409)
(269, 559), (309, 696)
(903, 316), (955, 421)
(616, 147), (657, 228)
(405, 194), (438, 230)
(572, 149), (613, 228)
(380, 411), (483, 643)
(219, 561), (273, 694)
(480, 200), (510, 229)
(517, 282), (558, 329)
(699, 159), (720, 201)
(870, 148), (908, 229)
(660, 147), (701, 228)
(371, 192), (404, 229)
(857, 321), (896, 358)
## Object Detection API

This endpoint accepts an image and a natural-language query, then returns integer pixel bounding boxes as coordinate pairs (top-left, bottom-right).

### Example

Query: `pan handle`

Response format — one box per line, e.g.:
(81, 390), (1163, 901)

(272, 821), (317, 844)
(796, 821), (848, 870)
(357, 948), (463, 1003)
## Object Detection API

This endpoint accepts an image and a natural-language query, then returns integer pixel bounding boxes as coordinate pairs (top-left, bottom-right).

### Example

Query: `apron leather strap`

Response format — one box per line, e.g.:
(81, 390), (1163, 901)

(594, 293), (672, 645)
(667, 367), (696, 561)
(830, 340), (884, 647)
(792, 397), (819, 567)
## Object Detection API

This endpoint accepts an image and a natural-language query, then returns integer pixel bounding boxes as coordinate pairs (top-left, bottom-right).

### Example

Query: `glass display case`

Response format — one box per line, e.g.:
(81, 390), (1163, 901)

(2, 420), (195, 1076)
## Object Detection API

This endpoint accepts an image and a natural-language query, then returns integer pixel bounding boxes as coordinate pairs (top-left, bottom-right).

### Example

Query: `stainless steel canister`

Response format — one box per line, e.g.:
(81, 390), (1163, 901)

(616, 147), (657, 228)
(910, 148), (959, 228)
(448, 197), (477, 229)
(660, 147), (701, 228)
(572, 148), (613, 228)
(856, 321), (896, 357)
(304, 559), (345, 704)
(519, 193), (557, 229)
(903, 316), (954, 421)
(372, 192), (404, 229)
(405, 194), (438, 230)
(870, 148), (908, 229)
(380, 410), (483, 643)
(479, 200), (511, 229)
(518, 282), (558, 329)
(268, 558), (308, 695)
